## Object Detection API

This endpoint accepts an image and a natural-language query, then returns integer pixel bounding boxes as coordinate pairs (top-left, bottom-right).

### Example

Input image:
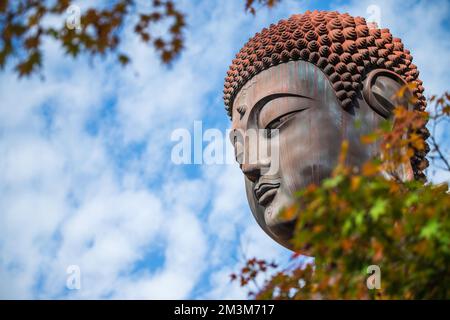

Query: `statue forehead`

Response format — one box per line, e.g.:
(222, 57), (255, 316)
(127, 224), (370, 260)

(232, 61), (335, 124)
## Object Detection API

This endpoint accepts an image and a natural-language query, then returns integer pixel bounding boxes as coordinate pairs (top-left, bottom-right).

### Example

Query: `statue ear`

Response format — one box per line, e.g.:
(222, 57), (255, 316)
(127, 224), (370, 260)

(362, 69), (410, 118)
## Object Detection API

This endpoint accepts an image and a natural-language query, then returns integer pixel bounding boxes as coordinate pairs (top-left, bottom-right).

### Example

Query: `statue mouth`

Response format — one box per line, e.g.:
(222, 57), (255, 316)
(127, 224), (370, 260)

(254, 182), (280, 207)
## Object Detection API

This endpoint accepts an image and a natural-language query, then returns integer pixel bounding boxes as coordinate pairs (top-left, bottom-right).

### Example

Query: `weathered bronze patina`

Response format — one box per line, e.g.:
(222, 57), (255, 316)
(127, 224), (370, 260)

(223, 10), (428, 250)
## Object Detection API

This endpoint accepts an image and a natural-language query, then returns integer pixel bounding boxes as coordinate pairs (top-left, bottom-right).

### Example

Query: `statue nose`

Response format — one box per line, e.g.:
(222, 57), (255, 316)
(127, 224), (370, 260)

(241, 163), (261, 182)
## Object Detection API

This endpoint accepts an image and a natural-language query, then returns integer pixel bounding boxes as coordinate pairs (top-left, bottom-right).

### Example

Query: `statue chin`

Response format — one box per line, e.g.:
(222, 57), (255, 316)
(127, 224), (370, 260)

(244, 176), (299, 250)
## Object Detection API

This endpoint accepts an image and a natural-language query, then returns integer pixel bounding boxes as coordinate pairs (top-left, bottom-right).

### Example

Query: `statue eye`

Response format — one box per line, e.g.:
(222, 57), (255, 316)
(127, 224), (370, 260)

(258, 96), (312, 132)
(265, 110), (304, 138)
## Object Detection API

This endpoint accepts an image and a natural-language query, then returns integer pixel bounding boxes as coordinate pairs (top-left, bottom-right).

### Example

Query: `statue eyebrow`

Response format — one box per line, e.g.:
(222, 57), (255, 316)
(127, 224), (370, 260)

(253, 93), (313, 112)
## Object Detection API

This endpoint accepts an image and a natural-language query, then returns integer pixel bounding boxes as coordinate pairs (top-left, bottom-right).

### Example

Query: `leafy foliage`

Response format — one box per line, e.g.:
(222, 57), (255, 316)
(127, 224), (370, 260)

(427, 92), (450, 172)
(230, 258), (278, 297)
(0, 0), (280, 77)
(0, 0), (187, 76)
(233, 91), (450, 299)
(244, 0), (280, 15)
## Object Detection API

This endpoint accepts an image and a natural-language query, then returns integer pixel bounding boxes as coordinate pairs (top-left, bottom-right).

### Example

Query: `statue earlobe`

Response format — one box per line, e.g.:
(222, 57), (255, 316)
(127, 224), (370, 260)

(363, 69), (416, 181)
(362, 69), (410, 118)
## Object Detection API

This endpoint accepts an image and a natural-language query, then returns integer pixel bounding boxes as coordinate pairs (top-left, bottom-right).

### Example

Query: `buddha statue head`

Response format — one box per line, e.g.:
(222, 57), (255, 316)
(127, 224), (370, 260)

(223, 10), (428, 250)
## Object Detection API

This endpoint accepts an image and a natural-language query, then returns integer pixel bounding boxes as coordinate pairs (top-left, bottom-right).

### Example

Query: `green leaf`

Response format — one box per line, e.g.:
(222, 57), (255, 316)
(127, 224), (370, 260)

(405, 193), (419, 207)
(369, 198), (387, 221)
(354, 210), (365, 227)
(420, 219), (440, 239)
(380, 119), (393, 132)
(323, 175), (344, 189)
(342, 218), (353, 235)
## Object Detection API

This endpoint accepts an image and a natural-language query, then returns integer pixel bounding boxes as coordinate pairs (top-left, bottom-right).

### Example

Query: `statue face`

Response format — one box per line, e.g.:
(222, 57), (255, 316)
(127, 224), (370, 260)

(231, 60), (392, 250)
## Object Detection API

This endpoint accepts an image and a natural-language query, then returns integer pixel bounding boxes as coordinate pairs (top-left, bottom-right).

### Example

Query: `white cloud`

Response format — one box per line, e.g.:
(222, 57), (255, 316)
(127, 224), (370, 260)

(0, 0), (448, 300)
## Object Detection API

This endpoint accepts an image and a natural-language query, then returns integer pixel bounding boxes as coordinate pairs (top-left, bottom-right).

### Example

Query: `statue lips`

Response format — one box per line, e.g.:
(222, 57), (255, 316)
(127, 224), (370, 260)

(254, 181), (280, 207)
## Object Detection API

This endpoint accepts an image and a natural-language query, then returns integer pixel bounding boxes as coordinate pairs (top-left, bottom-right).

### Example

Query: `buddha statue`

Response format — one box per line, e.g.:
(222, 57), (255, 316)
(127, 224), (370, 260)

(223, 10), (428, 250)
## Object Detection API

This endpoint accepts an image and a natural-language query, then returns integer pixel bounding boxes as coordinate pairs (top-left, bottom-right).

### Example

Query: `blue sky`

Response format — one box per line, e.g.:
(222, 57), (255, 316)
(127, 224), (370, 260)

(0, 0), (449, 299)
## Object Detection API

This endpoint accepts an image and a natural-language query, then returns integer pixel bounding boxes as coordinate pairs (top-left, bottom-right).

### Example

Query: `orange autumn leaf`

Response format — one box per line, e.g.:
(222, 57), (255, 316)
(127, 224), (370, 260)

(351, 176), (361, 191)
(361, 133), (379, 145)
(282, 205), (298, 220)
(362, 162), (380, 176)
